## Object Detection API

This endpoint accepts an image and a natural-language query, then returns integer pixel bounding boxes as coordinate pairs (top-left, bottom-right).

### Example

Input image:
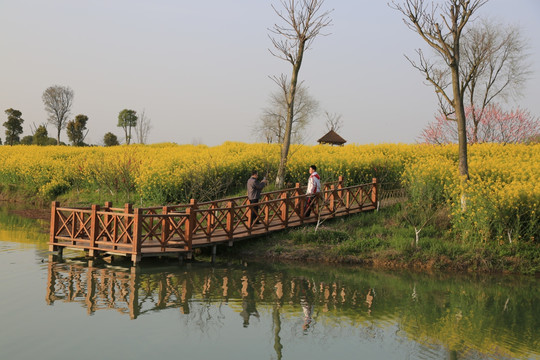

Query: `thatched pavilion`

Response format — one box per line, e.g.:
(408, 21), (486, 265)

(317, 130), (347, 146)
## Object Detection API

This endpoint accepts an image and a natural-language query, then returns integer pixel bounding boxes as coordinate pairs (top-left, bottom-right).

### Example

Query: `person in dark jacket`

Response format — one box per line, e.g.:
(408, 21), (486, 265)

(247, 170), (267, 225)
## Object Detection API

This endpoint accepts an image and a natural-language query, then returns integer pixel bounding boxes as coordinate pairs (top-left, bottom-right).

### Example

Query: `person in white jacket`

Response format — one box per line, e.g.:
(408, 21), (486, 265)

(304, 165), (321, 217)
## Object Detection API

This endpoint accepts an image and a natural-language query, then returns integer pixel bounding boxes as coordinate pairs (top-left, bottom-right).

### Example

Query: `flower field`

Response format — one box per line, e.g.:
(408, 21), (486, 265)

(0, 142), (538, 243)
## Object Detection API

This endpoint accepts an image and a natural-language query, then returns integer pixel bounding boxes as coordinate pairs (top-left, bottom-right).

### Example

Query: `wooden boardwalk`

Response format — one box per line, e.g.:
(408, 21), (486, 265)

(49, 177), (379, 265)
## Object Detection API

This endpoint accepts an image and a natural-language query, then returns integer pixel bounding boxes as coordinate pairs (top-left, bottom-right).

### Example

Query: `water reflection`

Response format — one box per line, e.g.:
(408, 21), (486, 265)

(2, 204), (538, 360)
(44, 258), (540, 359)
(46, 260), (380, 323)
(0, 205), (48, 246)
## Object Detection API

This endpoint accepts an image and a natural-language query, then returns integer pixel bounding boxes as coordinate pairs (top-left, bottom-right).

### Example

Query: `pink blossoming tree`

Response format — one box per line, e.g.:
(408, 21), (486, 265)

(419, 104), (539, 144)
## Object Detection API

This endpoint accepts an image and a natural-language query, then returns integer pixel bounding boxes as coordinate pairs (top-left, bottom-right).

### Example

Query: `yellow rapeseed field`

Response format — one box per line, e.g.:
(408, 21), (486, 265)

(0, 142), (538, 242)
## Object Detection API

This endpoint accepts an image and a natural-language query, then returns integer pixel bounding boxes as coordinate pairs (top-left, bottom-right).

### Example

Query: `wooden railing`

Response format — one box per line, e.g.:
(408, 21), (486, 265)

(49, 177), (379, 264)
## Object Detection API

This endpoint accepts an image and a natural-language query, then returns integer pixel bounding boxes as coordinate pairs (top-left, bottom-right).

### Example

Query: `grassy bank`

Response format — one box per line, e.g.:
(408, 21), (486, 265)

(2, 193), (538, 275)
(217, 204), (540, 275)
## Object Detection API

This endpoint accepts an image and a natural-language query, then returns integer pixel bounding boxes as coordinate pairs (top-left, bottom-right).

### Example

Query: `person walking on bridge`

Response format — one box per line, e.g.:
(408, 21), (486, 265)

(247, 170), (267, 225)
(304, 165), (321, 217)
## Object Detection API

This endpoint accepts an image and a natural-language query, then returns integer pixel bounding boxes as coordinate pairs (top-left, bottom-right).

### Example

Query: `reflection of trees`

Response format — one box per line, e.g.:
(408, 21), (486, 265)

(0, 207), (49, 246)
(45, 261), (539, 358)
(398, 279), (540, 359)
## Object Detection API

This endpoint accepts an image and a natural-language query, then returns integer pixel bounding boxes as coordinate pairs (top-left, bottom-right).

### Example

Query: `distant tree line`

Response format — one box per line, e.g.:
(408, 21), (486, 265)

(2, 85), (151, 147)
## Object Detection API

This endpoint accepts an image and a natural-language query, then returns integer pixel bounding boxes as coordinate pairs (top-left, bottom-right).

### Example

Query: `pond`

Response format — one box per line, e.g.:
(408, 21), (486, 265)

(0, 205), (538, 360)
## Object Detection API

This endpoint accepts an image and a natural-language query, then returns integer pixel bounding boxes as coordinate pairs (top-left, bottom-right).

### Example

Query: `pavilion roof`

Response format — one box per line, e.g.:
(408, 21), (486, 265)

(317, 130), (347, 145)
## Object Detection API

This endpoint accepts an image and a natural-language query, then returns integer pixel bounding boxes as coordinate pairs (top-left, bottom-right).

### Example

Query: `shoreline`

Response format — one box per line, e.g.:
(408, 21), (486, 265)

(2, 196), (538, 276)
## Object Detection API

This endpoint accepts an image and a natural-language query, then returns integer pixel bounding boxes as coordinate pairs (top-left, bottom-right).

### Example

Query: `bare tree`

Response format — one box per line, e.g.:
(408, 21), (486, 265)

(42, 85), (74, 145)
(462, 20), (531, 143)
(135, 109), (152, 144)
(269, 0), (333, 188)
(324, 111), (343, 132)
(391, 0), (489, 209)
(255, 79), (319, 144)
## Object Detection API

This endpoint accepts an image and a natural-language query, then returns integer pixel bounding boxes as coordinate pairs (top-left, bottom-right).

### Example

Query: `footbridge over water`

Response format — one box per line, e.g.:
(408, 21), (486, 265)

(49, 177), (393, 265)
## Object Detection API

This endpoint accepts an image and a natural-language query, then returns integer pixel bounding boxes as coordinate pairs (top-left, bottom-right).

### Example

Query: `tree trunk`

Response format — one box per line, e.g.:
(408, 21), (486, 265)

(275, 44), (305, 188)
(451, 62), (470, 211)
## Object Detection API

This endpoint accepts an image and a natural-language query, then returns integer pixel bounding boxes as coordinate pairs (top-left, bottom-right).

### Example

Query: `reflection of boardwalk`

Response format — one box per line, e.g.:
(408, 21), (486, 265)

(50, 177), (388, 264)
(45, 261), (377, 320)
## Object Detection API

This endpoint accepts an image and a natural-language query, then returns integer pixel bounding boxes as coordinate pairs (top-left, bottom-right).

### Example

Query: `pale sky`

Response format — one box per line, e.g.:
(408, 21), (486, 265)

(1, 0), (539, 146)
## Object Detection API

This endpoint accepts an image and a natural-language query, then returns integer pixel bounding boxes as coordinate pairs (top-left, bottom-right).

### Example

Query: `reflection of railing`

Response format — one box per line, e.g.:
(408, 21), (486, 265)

(46, 262), (140, 318)
(45, 261), (376, 320)
(50, 177), (380, 264)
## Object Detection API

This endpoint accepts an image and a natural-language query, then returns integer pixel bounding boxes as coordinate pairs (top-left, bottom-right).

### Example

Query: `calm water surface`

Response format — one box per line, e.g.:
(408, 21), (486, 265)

(0, 205), (538, 360)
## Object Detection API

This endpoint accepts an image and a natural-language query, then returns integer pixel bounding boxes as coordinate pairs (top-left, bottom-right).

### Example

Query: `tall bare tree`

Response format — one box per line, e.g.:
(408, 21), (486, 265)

(135, 109), (152, 144)
(269, 0), (332, 188)
(391, 0), (489, 208)
(42, 85), (74, 145)
(255, 79), (319, 144)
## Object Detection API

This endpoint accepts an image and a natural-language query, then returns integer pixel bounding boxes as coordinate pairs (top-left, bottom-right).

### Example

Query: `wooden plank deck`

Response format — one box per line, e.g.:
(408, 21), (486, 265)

(49, 177), (380, 264)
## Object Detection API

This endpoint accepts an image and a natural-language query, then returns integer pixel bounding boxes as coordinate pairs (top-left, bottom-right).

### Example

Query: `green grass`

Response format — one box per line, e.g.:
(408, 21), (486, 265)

(223, 203), (539, 275)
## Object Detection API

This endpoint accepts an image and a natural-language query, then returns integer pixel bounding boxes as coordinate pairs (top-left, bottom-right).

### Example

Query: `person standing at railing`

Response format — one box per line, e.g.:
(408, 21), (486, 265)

(247, 170), (267, 225)
(304, 165), (321, 217)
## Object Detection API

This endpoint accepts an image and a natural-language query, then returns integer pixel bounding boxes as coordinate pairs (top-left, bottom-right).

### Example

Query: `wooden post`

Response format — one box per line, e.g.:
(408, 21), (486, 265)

(337, 176), (344, 211)
(280, 192), (288, 228)
(161, 206), (169, 251)
(211, 244), (217, 263)
(124, 203), (133, 244)
(263, 195), (270, 229)
(294, 183), (301, 209)
(89, 204), (100, 257)
(226, 201), (234, 240)
(184, 199), (197, 251)
(371, 178), (378, 207)
(247, 199), (253, 231)
(329, 185), (335, 216)
(207, 202), (216, 242)
(346, 190), (351, 214)
(49, 201), (59, 252)
(103, 201), (112, 242)
(294, 183), (304, 223)
(131, 208), (142, 265)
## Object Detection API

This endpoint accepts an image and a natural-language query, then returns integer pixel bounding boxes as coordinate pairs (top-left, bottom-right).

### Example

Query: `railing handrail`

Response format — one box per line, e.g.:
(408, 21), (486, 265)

(50, 177), (387, 264)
